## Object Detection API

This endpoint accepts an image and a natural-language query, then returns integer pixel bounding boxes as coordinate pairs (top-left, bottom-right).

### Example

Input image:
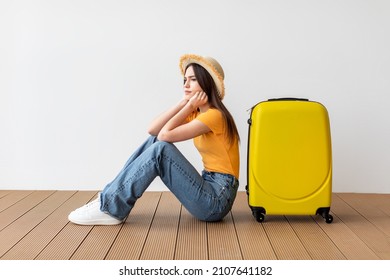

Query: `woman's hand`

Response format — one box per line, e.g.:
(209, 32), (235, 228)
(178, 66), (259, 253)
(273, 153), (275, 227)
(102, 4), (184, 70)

(188, 91), (208, 109)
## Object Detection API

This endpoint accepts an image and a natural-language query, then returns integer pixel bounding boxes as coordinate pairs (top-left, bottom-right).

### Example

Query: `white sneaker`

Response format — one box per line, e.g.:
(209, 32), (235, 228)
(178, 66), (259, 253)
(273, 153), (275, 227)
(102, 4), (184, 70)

(68, 194), (123, 225)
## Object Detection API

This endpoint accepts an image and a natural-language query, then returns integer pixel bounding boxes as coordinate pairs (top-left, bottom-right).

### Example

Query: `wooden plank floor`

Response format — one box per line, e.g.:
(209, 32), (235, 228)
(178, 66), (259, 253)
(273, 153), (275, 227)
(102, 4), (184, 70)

(0, 190), (389, 260)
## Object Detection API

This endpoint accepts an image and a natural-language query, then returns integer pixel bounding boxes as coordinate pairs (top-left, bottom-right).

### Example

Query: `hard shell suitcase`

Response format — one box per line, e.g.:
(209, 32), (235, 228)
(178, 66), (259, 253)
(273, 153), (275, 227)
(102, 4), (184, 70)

(246, 98), (333, 223)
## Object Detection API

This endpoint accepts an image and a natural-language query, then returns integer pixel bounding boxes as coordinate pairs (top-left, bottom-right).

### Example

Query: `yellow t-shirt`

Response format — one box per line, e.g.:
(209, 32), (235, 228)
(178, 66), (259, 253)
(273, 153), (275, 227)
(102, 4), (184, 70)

(188, 108), (240, 179)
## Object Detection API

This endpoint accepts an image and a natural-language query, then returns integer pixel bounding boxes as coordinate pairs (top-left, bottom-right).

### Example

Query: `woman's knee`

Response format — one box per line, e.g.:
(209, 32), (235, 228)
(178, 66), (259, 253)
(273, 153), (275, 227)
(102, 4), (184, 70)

(152, 141), (177, 154)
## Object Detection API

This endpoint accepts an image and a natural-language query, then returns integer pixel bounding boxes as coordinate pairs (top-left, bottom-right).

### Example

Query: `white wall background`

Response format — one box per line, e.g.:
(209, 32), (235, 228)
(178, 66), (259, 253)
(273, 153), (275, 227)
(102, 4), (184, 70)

(1, 0), (389, 193)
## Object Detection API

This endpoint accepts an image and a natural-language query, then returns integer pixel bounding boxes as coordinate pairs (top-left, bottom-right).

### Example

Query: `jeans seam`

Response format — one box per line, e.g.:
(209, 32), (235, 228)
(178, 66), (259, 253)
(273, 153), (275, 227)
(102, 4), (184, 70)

(105, 158), (154, 208)
(161, 152), (197, 188)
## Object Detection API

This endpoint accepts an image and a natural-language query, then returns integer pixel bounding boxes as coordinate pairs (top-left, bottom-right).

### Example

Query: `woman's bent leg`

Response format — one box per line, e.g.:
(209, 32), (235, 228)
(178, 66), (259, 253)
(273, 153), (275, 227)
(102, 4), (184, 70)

(101, 141), (236, 221)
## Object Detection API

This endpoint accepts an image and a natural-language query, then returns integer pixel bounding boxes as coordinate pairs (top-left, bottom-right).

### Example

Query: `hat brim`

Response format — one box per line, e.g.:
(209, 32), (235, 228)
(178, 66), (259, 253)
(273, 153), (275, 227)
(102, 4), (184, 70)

(179, 54), (225, 100)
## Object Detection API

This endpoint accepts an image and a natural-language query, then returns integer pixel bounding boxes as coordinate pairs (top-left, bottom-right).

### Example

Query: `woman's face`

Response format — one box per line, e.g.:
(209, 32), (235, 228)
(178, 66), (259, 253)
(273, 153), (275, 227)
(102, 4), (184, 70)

(183, 66), (203, 98)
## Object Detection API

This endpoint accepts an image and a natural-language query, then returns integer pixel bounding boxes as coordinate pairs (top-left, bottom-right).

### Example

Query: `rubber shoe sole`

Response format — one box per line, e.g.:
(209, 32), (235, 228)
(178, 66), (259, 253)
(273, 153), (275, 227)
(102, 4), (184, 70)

(68, 211), (124, 225)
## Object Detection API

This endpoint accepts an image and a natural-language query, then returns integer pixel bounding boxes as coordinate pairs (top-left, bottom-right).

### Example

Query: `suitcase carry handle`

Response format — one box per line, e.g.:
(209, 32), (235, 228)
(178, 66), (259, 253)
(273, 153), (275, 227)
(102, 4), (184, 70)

(247, 98), (309, 114)
(268, 97), (309, 101)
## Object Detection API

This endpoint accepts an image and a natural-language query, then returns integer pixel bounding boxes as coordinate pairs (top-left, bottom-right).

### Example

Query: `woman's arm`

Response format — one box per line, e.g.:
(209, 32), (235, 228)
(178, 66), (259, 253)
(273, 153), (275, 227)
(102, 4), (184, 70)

(157, 92), (211, 143)
(147, 98), (189, 136)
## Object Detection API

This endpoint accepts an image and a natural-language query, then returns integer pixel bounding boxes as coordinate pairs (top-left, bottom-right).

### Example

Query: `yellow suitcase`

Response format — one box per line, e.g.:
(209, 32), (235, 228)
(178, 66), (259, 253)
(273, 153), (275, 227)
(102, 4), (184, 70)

(246, 98), (333, 223)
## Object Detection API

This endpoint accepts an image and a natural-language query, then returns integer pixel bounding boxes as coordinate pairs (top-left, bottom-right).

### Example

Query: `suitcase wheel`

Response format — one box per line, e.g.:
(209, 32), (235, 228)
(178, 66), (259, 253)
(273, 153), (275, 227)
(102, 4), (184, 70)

(325, 214), (333, 224)
(251, 207), (266, 223)
(316, 207), (333, 224)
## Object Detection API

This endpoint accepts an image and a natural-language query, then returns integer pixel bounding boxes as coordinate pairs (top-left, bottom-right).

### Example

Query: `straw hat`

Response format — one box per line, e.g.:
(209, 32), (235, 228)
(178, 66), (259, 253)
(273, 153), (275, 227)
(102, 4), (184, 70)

(179, 54), (225, 100)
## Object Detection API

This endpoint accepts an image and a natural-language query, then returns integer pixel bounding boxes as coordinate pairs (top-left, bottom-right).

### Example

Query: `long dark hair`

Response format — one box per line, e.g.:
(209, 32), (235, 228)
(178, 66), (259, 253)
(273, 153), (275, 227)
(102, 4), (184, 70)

(187, 63), (240, 144)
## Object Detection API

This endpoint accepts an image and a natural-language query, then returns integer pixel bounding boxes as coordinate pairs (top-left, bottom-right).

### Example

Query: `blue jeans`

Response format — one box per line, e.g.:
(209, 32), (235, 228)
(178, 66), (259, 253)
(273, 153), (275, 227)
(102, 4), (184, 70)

(100, 136), (239, 222)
